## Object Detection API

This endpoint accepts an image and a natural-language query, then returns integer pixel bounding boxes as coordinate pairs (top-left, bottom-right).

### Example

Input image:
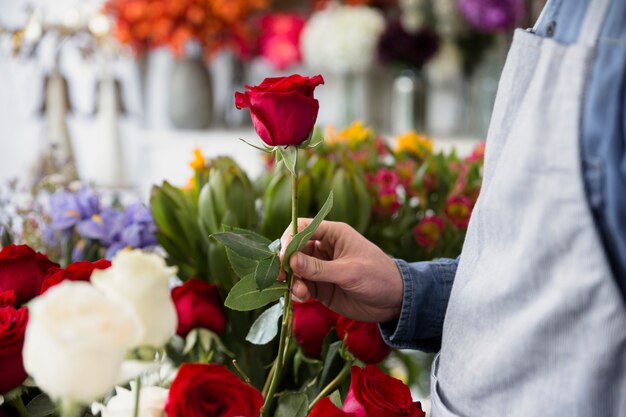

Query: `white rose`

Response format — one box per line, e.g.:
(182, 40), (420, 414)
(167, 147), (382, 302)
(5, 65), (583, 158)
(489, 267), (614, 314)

(23, 282), (142, 404)
(92, 385), (168, 417)
(91, 249), (178, 348)
(301, 4), (385, 75)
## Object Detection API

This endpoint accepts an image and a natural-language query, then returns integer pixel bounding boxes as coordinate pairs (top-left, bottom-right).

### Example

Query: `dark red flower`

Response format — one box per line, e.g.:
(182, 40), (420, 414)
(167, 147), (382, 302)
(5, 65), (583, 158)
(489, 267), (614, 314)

(165, 363), (263, 417)
(0, 245), (59, 304)
(309, 397), (357, 417)
(0, 291), (16, 308)
(0, 307), (28, 394)
(336, 317), (390, 364)
(40, 259), (111, 294)
(235, 74), (324, 147)
(343, 365), (425, 417)
(171, 278), (225, 337)
(293, 300), (338, 358)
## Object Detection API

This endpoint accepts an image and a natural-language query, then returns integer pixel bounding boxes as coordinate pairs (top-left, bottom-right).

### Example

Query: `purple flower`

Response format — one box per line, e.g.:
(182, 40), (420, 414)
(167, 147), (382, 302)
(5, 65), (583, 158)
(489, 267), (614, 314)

(49, 187), (101, 231)
(457, 0), (524, 32)
(76, 209), (125, 247)
(105, 204), (157, 259)
(377, 20), (440, 70)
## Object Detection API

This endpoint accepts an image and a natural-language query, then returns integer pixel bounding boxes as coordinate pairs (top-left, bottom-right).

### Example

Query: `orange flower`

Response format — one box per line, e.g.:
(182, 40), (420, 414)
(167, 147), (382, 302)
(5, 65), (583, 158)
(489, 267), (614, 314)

(189, 148), (205, 171)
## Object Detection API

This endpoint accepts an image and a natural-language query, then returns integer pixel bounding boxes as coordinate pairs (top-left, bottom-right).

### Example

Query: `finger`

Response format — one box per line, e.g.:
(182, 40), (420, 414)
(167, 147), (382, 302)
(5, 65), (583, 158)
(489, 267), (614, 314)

(280, 218), (312, 259)
(289, 252), (344, 284)
(291, 278), (312, 301)
(280, 219), (344, 260)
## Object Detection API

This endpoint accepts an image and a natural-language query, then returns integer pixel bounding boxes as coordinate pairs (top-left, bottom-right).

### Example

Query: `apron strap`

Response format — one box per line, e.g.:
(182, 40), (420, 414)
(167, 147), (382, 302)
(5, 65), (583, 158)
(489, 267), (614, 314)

(578, 0), (612, 46)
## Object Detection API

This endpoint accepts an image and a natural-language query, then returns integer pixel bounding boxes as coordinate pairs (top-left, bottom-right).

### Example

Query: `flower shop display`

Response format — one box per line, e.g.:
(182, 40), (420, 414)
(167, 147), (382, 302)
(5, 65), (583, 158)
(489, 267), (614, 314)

(0, 68), (485, 417)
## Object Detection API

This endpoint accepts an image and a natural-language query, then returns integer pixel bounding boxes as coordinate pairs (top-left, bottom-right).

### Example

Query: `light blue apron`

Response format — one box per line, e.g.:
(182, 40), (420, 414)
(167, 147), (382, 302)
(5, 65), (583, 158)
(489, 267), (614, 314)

(431, 0), (626, 415)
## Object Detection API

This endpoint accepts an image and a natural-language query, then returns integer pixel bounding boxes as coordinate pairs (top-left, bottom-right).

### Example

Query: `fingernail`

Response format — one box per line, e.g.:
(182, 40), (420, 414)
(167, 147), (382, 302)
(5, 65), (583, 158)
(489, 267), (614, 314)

(295, 253), (305, 271)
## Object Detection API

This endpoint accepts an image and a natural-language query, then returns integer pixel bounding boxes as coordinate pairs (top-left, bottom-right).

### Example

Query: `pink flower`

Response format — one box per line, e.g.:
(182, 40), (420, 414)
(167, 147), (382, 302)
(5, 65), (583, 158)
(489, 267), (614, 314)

(413, 215), (445, 249)
(466, 141), (486, 162)
(373, 168), (400, 190)
(258, 13), (306, 70)
(445, 195), (473, 229)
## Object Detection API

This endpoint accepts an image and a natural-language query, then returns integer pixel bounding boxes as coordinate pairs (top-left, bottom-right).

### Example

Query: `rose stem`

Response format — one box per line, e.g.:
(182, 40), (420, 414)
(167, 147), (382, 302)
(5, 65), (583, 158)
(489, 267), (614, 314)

(133, 376), (141, 417)
(9, 397), (28, 417)
(308, 360), (353, 412)
(261, 154), (298, 417)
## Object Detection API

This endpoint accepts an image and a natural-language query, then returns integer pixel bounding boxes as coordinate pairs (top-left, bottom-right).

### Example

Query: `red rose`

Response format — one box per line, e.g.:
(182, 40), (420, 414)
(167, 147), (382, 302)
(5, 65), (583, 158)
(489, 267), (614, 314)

(0, 290), (16, 307)
(0, 245), (59, 304)
(336, 317), (390, 364)
(444, 195), (473, 229)
(0, 307), (29, 394)
(293, 300), (338, 358)
(309, 397), (356, 417)
(40, 259), (112, 294)
(343, 365), (425, 417)
(165, 363), (263, 417)
(171, 278), (225, 337)
(235, 74), (324, 147)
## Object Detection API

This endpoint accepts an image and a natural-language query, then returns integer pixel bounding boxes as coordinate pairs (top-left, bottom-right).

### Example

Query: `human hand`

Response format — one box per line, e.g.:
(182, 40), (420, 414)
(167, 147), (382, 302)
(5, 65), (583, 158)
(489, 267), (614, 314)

(279, 219), (403, 323)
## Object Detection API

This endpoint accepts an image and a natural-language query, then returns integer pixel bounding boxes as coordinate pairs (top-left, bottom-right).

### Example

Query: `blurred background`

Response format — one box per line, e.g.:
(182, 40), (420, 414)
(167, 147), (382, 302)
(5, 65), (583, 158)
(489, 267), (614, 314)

(0, 0), (546, 196)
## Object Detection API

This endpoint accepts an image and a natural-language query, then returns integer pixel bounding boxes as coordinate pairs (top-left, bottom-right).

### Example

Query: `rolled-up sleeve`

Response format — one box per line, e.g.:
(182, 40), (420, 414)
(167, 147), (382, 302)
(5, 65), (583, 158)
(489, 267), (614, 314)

(379, 257), (458, 352)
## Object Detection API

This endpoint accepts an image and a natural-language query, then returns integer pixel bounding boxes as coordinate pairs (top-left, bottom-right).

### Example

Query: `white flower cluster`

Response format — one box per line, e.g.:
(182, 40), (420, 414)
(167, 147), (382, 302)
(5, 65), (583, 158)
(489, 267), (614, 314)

(301, 4), (385, 75)
(23, 250), (178, 405)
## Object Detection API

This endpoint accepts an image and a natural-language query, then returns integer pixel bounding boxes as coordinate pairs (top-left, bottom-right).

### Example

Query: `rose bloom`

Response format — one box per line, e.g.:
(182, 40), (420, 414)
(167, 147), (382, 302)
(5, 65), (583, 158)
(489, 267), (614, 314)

(92, 385), (169, 417)
(0, 306), (28, 394)
(258, 13), (306, 70)
(336, 317), (390, 364)
(235, 74), (324, 147)
(445, 195), (473, 229)
(23, 282), (142, 404)
(0, 244), (59, 304)
(171, 278), (225, 338)
(342, 365), (425, 417)
(92, 250), (178, 348)
(293, 300), (338, 358)
(40, 259), (112, 294)
(413, 215), (445, 249)
(165, 363), (263, 417)
(0, 290), (16, 307)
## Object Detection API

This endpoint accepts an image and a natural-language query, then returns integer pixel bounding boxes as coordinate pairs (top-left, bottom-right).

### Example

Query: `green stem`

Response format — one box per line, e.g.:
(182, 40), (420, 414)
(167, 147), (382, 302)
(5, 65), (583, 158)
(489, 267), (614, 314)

(9, 397), (28, 417)
(261, 165), (299, 417)
(133, 376), (141, 417)
(308, 360), (353, 412)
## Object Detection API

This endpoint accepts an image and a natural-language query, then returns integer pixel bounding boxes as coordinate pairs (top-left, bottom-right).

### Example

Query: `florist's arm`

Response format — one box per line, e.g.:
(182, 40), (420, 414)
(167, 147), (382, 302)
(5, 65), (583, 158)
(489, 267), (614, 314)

(280, 219), (459, 353)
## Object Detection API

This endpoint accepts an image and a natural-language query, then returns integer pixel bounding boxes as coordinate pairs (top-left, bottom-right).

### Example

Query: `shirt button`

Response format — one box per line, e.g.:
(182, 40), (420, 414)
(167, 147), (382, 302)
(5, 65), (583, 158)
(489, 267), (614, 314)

(546, 21), (557, 37)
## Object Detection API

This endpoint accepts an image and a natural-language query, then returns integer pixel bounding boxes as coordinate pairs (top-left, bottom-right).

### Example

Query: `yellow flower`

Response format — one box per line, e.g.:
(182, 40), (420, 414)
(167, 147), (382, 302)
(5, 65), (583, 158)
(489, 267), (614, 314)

(395, 131), (433, 158)
(189, 148), (205, 171)
(183, 176), (196, 191)
(325, 121), (373, 147)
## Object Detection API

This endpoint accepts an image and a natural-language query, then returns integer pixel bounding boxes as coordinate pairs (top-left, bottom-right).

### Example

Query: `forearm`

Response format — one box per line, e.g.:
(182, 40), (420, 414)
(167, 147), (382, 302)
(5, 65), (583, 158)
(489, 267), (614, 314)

(379, 257), (458, 352)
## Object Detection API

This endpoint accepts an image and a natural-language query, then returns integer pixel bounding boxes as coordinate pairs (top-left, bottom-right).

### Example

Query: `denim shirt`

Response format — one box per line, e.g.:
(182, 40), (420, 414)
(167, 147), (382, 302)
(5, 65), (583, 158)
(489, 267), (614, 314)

(381, 0), (626, 352)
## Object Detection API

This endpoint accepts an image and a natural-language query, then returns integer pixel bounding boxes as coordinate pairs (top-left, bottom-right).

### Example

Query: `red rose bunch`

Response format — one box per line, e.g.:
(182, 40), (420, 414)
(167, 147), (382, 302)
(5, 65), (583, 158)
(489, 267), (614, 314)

(171, 278), (225, 337)
(235, 74), (324, 147)
(336, 317), (390, 364)
(293, 300), (338, 358)
(40, 259), (112, 294)
(0, 306), (29, 394)
(310, 365), (425, 417)
(293, 300), (390, 364)
(0, 245), (59, 305)
(165, 363), (263, 417)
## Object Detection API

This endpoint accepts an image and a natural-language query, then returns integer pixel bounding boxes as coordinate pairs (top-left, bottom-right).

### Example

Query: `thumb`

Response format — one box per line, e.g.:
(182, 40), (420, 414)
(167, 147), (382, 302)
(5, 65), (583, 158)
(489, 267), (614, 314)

(289, 252), (340, 284)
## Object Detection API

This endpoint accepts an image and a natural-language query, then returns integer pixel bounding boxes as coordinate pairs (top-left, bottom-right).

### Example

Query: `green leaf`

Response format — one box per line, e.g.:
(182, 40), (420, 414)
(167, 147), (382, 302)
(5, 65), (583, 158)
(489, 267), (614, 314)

(223, 226), (272, 246)
(279, 146), (298, 177)
(226, 248), (258, 278)
(283, 191), (334, 274)
(275, 392), (308, 417)
(317, 341), (343, 393)
(212, 232), (274, 260)
(245, 298), (283, 345)
(255, 255), (281, 290)
(224, 274), (287, 311)
(26, 394), (56, 417)
(329, 390), (342, 408)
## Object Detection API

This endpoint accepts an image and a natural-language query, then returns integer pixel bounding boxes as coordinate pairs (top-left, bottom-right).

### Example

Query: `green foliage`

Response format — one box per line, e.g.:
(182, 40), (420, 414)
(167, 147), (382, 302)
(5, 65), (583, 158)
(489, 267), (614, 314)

(276, 393), (308, 417)
(224, 274), (287, 311)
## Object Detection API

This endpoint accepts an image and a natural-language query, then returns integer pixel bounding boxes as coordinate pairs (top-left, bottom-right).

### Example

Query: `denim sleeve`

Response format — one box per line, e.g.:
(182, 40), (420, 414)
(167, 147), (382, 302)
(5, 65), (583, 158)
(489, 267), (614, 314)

(379, 257), (458, 352)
